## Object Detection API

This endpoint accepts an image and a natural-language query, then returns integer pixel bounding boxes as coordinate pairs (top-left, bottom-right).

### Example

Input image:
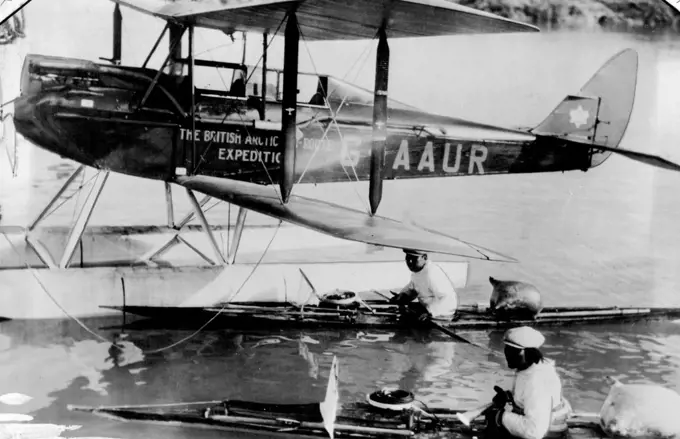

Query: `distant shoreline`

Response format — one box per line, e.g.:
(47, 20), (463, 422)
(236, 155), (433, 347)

(454, 0), (680, 33)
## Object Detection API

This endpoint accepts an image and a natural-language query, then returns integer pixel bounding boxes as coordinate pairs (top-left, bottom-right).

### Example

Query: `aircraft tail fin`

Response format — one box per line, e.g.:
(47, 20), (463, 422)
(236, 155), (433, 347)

(531, 49), (638, 169)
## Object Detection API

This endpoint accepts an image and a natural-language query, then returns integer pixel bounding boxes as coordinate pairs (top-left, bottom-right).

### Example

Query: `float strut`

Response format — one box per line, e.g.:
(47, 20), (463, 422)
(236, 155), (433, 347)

(164, 183), (175, 228)
(227, 207), (248, 264)
(369, 26), (389, 216)
(60, 171), (110, 269)
(28, 165), (85, 232)
(279, 11), (299, 203)
(185, 188), (227, 265)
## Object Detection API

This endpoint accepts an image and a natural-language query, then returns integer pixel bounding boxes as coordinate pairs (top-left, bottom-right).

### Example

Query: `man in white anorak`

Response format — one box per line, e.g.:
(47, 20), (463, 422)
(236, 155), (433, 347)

(485, 326), (572, 439)
(390, 249), (459, 322)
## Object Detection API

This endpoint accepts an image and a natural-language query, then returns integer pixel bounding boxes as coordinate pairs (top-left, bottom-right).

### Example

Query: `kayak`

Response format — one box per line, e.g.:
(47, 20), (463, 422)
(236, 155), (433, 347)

(67, 402), (606, 438)
(68, 356), (608, 439)
(101, 293), (680, 331)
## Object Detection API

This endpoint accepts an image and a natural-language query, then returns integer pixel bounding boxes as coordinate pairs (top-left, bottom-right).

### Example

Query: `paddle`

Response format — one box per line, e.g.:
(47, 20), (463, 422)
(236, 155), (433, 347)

(380, 290), (505, 360)
(455, 402), (493, 427)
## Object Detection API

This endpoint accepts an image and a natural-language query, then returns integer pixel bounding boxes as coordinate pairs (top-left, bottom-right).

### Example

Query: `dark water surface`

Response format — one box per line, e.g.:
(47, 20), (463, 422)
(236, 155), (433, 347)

(1, 316), (680, 439)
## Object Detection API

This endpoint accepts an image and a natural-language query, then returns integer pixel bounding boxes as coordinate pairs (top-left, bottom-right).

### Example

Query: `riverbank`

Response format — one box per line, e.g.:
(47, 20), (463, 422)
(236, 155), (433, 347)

(455, 0), (680, 33)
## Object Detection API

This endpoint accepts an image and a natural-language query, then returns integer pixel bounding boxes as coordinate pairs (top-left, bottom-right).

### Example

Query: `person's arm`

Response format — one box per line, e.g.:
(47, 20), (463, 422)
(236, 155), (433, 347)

(400, 280), (414, 295)
(500, 385), (553, 439)
(391, 281), (417, 303)
(424, 265), (458, 316)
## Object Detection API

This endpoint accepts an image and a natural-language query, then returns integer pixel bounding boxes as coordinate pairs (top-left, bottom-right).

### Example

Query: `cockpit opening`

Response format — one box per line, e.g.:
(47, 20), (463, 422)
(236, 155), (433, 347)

(184, 59), (329, 108)
(241, 67), (329, 108)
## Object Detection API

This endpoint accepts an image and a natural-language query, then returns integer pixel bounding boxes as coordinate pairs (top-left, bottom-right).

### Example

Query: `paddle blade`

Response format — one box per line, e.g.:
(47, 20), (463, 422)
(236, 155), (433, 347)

(456, 402), (494, 427)
(319, 356), (339, 439)
(456, 412), (473, 427)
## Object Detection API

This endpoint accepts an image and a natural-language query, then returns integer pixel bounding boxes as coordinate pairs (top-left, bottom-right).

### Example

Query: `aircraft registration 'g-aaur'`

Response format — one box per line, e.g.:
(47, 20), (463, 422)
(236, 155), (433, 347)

(5, 0), (680, 263)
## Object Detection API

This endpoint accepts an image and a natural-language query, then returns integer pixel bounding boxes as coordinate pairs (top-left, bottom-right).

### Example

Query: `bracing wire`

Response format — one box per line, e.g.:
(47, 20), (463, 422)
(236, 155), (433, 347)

(0, 8), (26, 45)
(143, 219), (282, 354)
(70, 169), (92, 225)
(40, 173), (99, 223)
(2, 234), (114, 345)
(294, 34), (375, 188)
(293, 25), (378, 214)
(189, 20), (287, 206)
(2, 219), (283, 354)
(0, 16), (311, 356)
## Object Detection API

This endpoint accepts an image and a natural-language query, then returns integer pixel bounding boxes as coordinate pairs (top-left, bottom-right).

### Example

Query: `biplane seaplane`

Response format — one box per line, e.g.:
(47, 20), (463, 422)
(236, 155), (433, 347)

(2, 0), (680, 324)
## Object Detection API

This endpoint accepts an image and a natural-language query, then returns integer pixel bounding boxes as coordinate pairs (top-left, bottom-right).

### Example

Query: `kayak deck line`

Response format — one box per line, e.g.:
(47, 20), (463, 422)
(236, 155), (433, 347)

(66, 401), (605, 439)
(65, 356), (608, 438)
(99, 299), (680, 331)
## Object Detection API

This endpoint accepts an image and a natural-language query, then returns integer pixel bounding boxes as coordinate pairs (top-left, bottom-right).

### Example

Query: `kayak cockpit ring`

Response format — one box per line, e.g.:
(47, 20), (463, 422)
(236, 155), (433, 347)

(204, 403), (228, 418)
(321, 290), (358, 306)
(367, 388), (415, 411)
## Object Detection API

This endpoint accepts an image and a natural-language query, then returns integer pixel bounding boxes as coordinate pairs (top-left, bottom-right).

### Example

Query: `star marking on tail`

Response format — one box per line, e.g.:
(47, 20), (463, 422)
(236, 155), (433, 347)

(569, 105), (590, 128)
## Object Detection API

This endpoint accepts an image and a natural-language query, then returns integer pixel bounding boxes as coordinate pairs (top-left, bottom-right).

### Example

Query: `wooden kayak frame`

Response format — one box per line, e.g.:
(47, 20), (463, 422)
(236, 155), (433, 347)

(67, 392), (606, 439)
(102, 298), (680, 331)
(66, 355), (611, 438)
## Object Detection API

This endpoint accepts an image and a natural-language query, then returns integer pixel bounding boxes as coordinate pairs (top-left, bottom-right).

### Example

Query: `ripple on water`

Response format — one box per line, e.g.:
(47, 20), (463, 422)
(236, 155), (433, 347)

(0, 313), (679, 437)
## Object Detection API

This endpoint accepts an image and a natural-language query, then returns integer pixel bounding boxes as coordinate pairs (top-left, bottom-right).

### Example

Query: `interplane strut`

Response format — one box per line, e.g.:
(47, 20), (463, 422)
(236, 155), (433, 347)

(370, 25), (389, 215)
(280, 10), (300, 203)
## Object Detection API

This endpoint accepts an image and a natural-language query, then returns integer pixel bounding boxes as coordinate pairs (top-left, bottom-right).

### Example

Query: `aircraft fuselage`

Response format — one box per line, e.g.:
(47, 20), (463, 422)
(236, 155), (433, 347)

(13, 54), (600, 187)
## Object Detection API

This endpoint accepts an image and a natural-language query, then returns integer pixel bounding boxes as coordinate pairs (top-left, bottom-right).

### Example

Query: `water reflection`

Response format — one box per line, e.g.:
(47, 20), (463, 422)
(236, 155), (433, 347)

(0, 325), (146, 415)
(0, 315), (678, 437)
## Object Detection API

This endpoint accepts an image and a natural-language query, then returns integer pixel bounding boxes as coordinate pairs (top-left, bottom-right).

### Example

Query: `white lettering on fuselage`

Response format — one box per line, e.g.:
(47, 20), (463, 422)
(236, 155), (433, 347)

(217, 148), (281, 164)
(392, 141), (488, 175)
(340, 136), (362, 167)
(204, 130), (241, 144)
(417, 141), (435, 172)
(180, 128), (201, 141)
(469, 144), (488, 174)
(443, 143), (461, 173)
(393, 140), (409, 169)
(204, 130), (489, 174)
(300, 136), (361, 167)
(181, 128), (279, 148)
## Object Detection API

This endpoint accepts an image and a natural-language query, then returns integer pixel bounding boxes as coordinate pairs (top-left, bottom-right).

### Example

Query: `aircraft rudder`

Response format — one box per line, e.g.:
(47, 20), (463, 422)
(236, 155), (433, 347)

(531, 49), (638, 168)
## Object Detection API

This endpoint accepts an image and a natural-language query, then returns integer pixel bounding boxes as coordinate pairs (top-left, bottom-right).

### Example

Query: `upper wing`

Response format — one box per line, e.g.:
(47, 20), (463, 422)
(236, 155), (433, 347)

(111, 0), (539, 40)
(174, 175), (517, 262)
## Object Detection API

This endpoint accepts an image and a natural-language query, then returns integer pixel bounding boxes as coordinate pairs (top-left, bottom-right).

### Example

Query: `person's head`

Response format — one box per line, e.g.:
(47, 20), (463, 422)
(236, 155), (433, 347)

(502, 326), (545, 370)
(403, 249), (428, 272)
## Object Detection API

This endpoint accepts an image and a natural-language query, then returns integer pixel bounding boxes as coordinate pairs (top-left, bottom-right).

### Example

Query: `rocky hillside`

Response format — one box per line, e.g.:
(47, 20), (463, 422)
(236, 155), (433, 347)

(453, 0), (680, 32)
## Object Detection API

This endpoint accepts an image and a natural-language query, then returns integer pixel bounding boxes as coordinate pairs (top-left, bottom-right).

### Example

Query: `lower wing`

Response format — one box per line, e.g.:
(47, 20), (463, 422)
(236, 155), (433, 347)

(175, 175), (517, 263)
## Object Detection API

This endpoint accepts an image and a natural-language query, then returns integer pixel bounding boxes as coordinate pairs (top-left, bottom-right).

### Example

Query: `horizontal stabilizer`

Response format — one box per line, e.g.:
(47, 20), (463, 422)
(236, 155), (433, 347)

(174, 176), (517, 262)
(570, 141), (680, 173)
(111, 0), (538, 40)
